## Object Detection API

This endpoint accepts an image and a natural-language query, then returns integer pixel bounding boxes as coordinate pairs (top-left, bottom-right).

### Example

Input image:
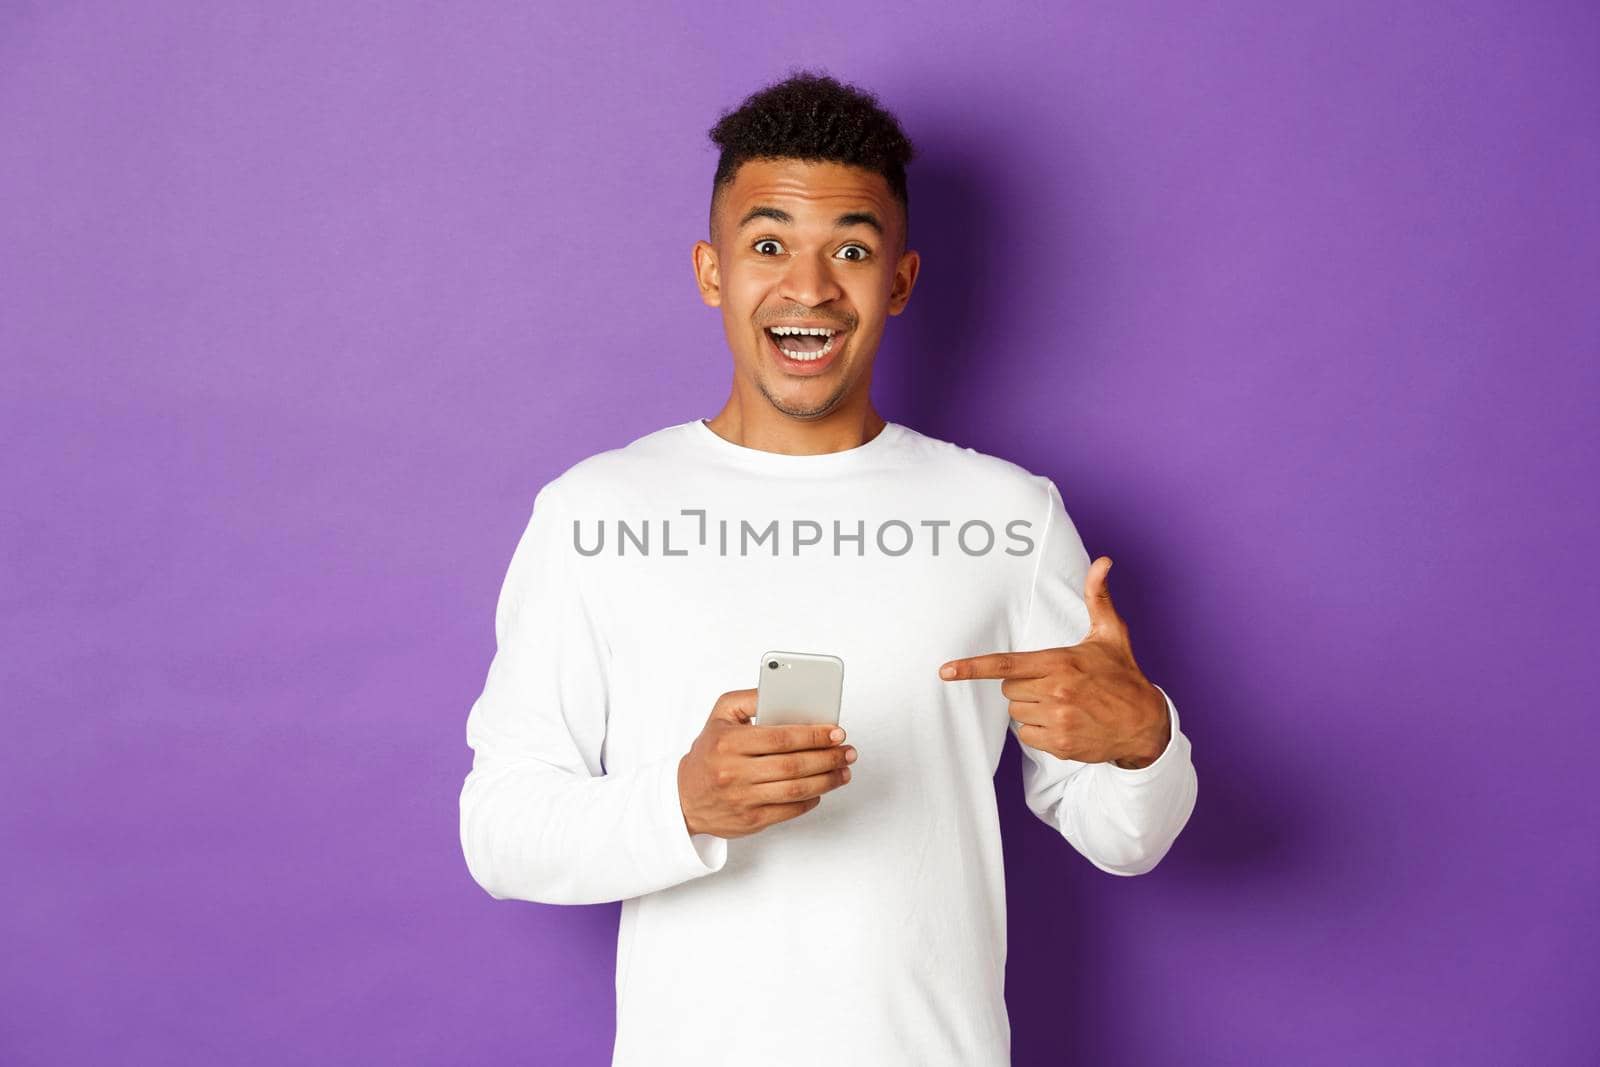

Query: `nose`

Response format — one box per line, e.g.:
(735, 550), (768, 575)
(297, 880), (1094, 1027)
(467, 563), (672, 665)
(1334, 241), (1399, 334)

(778, 248), (843, 308)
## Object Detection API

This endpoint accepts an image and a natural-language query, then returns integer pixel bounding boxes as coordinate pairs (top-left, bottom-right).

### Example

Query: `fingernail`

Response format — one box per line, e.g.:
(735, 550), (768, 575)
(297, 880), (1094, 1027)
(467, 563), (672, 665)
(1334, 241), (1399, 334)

(830, 728), (845, 742)
(841, 767), (851, 781)
(844, 747), (857, 763)
(939, 665), (956, 679)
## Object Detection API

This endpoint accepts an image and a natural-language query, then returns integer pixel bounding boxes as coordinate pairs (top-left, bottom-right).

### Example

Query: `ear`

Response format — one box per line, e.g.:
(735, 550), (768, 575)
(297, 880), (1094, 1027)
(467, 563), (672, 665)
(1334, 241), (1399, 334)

(692, 240), (722, 308)
(887, 248), (920, 316)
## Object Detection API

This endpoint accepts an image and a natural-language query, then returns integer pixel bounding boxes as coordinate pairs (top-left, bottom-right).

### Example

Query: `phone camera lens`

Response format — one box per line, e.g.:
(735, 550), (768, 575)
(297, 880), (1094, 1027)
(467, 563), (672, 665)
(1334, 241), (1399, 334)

(767, 660), (779, 670)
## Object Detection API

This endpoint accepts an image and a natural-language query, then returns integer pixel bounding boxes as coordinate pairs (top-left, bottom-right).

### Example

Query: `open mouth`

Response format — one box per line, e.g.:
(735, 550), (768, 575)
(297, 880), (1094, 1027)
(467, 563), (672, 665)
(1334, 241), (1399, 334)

(764, 325), (840, 363)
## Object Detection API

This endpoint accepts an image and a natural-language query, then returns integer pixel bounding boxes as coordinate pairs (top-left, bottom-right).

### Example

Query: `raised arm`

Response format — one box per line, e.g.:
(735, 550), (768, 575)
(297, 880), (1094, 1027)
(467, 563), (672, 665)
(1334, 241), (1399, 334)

(939, 476), (1198, 876)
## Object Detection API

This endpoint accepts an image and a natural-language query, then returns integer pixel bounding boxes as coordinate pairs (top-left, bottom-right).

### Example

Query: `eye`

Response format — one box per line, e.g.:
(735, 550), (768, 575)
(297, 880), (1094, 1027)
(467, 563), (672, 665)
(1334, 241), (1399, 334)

(753, 239), (784, 256)
(835, 244), (871, 262)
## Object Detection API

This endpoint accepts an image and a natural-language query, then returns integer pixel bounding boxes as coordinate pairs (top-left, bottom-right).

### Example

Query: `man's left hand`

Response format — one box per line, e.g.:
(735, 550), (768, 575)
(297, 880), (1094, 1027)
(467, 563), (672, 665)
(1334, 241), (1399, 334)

(938, 556), (1171, 769)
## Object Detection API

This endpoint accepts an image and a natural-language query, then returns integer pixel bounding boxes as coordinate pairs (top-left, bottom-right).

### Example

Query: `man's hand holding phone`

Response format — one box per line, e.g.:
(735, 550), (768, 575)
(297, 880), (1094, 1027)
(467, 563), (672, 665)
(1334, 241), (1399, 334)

(677, 689), (857, 839)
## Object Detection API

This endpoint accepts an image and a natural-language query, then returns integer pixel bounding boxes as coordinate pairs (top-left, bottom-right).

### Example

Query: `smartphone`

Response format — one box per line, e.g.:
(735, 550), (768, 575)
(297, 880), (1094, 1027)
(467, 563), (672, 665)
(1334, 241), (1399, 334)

(754, 651), (845, 728)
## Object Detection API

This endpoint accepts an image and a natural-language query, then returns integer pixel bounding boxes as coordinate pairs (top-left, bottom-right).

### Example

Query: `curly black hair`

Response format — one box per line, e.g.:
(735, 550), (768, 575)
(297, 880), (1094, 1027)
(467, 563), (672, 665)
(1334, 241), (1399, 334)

(707, 69), (917, 245)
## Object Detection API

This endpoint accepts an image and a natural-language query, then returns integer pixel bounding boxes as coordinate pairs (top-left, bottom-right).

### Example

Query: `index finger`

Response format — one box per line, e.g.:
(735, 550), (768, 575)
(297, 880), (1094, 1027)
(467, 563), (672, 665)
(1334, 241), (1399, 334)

(938, 650), (1053, 681)
(735, 722), (847, 754)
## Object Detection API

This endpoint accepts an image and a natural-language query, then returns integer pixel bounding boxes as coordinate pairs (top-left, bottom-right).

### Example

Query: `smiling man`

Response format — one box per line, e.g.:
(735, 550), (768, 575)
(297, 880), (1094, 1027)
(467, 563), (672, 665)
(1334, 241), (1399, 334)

(460, 70), (1198, 1066)
(697, 155), (906, 438)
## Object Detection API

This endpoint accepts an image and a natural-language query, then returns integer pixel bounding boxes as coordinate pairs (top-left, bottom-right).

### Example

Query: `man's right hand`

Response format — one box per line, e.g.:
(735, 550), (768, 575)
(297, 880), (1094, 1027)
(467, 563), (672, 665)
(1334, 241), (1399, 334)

(677, 688), (857, 839)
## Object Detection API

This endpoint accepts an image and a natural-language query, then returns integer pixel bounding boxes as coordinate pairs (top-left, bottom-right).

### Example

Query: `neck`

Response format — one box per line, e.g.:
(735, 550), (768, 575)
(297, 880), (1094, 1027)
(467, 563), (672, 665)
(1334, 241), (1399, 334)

(704, 396), (887, 457)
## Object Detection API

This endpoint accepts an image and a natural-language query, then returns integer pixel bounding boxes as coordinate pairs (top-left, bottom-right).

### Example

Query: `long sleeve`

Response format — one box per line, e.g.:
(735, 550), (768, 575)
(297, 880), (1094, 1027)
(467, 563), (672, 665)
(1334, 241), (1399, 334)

(458, 480), (729, 905)
(1011, 476), (1199, 877)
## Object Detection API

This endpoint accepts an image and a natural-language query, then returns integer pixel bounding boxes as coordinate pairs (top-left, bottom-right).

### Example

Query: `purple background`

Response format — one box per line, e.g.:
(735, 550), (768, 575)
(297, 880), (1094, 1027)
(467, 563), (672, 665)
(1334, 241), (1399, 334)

(3, 3), (1595, 1064)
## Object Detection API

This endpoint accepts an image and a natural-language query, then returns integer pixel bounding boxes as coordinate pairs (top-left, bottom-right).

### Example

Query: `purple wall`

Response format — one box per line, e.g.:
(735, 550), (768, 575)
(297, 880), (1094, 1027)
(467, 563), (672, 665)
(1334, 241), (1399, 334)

(3, 3), (1595, 1064)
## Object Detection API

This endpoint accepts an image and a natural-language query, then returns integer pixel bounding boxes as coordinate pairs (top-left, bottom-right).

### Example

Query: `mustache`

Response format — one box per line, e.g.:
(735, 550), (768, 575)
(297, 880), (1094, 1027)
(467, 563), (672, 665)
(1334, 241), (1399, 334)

(761, 311), (854, 330)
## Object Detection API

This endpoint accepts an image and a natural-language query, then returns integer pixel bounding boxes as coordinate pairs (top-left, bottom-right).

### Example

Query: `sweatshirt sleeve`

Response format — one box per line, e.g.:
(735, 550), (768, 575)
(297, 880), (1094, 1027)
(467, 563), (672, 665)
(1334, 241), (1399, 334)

(1011, 476), (1198, 877)
(459, 480), (729, 905)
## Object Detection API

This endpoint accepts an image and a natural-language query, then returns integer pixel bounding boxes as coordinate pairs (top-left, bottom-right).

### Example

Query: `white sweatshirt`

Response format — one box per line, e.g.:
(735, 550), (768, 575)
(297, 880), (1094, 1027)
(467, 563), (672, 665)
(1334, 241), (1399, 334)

(459, 418), (1198, 1066)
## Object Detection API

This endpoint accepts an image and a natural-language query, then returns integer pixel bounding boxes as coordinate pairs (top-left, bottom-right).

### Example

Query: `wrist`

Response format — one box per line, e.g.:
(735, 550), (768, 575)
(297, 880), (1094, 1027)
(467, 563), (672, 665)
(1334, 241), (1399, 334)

(1113, 684), (1171, 769)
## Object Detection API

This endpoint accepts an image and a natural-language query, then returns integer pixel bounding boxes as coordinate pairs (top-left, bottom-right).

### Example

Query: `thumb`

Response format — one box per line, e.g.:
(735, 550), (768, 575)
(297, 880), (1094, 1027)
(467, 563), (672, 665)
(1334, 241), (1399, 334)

(710, 688), (759, 725)
(1081, 555), (1125, 640)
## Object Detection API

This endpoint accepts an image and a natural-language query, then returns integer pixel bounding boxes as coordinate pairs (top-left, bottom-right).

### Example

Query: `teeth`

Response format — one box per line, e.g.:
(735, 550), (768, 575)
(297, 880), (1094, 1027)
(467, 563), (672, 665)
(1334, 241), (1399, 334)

(767, 325), (839, 362)
(774, 334), (837, 361)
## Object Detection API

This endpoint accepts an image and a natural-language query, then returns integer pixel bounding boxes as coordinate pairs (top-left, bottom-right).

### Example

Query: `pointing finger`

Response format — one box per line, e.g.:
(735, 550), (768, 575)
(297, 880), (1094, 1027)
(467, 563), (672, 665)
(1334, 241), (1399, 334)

(939, 650), (1053, 681)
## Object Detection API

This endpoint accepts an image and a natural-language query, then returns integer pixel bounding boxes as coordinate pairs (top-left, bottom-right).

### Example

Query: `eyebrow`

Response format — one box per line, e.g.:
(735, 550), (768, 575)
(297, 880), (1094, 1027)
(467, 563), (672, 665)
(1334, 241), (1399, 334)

(737, 206), (884, 236)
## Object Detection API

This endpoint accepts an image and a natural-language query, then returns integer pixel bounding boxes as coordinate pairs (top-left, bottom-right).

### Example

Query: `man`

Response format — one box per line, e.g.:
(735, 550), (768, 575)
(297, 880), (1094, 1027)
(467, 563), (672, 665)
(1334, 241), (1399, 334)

(459, 70), (1197, 1066)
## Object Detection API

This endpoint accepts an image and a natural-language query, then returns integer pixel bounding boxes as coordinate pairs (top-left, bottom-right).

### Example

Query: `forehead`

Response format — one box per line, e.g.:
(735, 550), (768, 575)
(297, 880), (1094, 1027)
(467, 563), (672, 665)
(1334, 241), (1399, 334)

(721, 157), (897, 222)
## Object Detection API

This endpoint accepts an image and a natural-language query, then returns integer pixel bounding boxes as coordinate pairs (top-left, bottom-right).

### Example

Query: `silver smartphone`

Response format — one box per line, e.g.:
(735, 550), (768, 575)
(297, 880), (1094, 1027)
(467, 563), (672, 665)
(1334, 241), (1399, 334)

(754, 651), (845, 728)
